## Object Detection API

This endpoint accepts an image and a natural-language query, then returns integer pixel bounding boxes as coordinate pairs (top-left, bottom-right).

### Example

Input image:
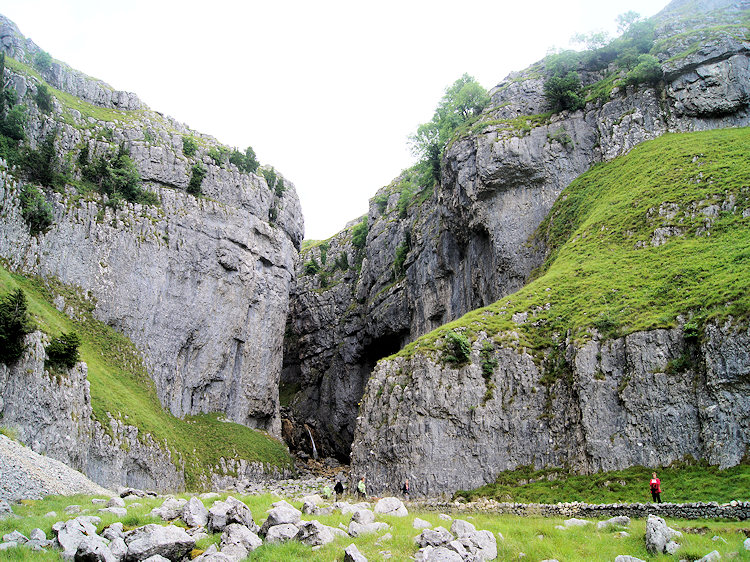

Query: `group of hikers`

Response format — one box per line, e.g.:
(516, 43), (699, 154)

(319, 476), (411, 501)
(318, 473), (662, 503)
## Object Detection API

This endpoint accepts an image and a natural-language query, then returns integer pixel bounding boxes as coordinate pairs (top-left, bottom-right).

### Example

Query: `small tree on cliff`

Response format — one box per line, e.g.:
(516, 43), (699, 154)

(0, 288), (33, 364)
(410, 73), (489, 186)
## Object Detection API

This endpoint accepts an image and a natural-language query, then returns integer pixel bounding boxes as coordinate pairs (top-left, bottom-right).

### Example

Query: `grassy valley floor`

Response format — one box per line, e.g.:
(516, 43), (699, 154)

(0, 491), (748, 561)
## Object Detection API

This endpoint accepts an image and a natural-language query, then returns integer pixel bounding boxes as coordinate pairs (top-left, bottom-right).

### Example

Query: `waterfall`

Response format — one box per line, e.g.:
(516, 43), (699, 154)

(305, 426), (318, 460)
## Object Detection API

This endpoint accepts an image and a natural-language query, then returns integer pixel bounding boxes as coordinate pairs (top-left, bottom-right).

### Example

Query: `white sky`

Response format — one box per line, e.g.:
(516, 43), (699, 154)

(1, 0), (669, 240)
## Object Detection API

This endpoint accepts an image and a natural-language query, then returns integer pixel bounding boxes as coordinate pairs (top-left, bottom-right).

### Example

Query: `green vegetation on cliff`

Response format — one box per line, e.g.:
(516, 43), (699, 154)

(400, 127), (750, 359)
(0, 265), (293, 489)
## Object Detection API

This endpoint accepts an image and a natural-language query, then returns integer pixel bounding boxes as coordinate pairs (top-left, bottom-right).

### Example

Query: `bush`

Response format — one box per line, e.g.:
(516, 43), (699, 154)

(182, 136), (197, 157)
(625, 54), (662, 85)
(33, 50), (53, 72)
(351, 218), (368, 251)
(23, 132), (64, 189)
(34, 83), (53, 113)
(0, 288), (33, 364)
(393, 243), (408, 278)
(19, 183), (53, 235)
(0, 104), (27, 141)
(228, 146), (259, 174)
(46, 331), (81, 370)
(303, 258), (320, 275)
(544, 71), (585, 112)
(208, 146), (229, 166)
(80, 144), (156, 206)
(187, 163), (206, 196)
(443, 331), (471, 365)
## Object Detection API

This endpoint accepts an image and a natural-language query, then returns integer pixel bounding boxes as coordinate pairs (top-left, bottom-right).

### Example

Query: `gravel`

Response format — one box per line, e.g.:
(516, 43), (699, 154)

(0, 435), (111, 501)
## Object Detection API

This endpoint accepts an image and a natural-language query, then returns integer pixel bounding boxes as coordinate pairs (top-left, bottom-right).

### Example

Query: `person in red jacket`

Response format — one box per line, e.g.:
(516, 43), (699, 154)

(649, 472), (662, 503)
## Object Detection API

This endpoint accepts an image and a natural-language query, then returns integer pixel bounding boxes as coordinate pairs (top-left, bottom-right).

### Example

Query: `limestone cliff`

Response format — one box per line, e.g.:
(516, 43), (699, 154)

(283, 0), (750, 466)
(0, 14), (303, 440)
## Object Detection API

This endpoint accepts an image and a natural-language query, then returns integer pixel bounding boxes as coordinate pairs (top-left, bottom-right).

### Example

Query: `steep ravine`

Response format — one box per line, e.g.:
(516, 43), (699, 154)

(282, 0), (750, 463)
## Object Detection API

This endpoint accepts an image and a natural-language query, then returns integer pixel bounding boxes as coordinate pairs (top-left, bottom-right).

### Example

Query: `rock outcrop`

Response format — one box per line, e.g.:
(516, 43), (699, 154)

(0, 16), (303, 439)
(283, 0), (750, 462)
(351, 322), (750, 497)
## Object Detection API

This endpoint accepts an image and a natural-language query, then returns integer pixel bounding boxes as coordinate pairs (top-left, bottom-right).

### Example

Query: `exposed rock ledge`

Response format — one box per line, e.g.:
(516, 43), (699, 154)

(351, 322), (750, 498)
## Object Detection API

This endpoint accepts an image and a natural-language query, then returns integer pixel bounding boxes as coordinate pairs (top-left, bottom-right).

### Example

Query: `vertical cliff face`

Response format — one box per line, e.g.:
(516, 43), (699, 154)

(283, 0), (750, 462)
(351, 323), (750, 497)
(0, 16), (303, 438)
(284, 2), (750, 464)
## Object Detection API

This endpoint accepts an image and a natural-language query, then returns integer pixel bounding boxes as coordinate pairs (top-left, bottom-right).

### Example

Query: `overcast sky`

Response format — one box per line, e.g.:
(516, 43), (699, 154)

(2, 0), (670, 240)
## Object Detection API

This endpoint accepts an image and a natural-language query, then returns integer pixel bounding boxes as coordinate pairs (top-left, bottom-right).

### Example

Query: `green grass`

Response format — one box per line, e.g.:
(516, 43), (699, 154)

(3, 56), (142, 125)
(398, 127), (750, 361)
(2, 492), (749, 561)
(0, 265), (293, 489)
(456, 462), (750, 504)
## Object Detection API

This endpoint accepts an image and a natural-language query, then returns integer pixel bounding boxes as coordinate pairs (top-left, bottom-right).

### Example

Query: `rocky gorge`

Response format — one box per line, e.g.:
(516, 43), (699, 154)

(282, 0), (750, 481)
(0, 0), (749, 505)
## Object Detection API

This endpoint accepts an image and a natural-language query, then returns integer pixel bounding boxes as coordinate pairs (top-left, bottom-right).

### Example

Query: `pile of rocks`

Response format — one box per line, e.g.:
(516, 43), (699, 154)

(412, 517), (498, 561)
(0, 494), (411, 561)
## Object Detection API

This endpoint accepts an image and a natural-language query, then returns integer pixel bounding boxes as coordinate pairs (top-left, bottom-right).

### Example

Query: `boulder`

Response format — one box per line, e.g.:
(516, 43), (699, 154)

(109, 537), (127, 560)
(265, 524), (299, 543)
(563, 518), (591, 527)
(597, 516), (630, 529)
(301, 494), (325, 506)
(3, 530), (28, 543)
(53, 516), (101, 559)
(697, 552), (721, 562)
(102, 523), (125, 541)
(645, 515), (680, 555)
(413, 518), (432, 529)
(459, 529), (497, 560)
(123, 524), (195, 561)
(446, 540), (470, 559)
(415, 526), (454, 548)
(75, 535), (116, 562)
(449, 519), (476, 537)
(352, 509), (376, 524)
(295, 520), (336, 547)
(142, 556), (171, 562)
(0, 499), (12, 517)
(150, 498), (187, 521)
(344, 543), (368, 562)
(29, 528), (47, 542)
(107, 497), (126, 508)
(220, 523), (262, 553)
(414, 545), (464, 561)
(745, 537), (750, 550)
(260, 504), (301, 535)
(348, 521), (390, 537)
(301, 499), (318, 515)
(208, 497), (258, 534)
(99, 507), (128, 518)
(374, 497), (408, 517)
(182, 497), (209, 528)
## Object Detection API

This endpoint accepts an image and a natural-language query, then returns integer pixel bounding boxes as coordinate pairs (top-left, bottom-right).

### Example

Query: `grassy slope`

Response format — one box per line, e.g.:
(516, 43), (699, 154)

(399, 127), (750, 360)
(0, 265), (293, 489)
(1, 492), (749, 561)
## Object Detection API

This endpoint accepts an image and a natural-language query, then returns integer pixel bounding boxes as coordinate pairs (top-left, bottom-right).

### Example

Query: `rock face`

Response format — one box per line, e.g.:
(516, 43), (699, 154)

(283, 0), (750, 462)
(0, 16), (303, 440)
(0, 332), (183, 492)
(351, 323), (750, 497)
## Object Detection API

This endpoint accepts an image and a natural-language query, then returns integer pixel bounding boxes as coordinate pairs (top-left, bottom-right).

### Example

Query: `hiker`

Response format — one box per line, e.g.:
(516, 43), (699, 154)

(322, 483), (332, 499)
(334, 480), (344, 501)
(401, 478), (410, 500)
(649, 472), (662, 503)
(357, 476), (366, 499)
